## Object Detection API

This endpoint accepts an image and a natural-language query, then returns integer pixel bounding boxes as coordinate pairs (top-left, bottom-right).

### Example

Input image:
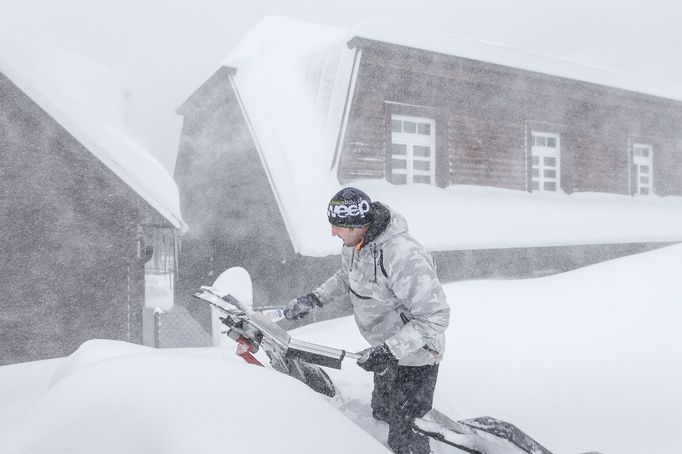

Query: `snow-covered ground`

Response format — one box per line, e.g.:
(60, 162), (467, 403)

(0, 341), (385, 454)
(297, 243), (682, 454)
(1, 244), (680, 453)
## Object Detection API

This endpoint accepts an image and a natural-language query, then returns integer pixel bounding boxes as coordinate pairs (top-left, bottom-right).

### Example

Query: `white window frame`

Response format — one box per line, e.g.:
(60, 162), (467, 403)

(632, 143), (654, 196)
(530, 131), (561, 193)
(142, 227), (177, 311)
(390, 114), (436, 185)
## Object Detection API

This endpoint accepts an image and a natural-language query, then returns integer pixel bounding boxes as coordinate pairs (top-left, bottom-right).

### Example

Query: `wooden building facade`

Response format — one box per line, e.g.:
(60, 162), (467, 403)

(338, 38), (682, 196)
(0, 69), (183, 365)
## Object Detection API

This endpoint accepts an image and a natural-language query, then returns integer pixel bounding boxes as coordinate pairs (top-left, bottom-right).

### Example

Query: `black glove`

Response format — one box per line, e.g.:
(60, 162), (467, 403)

(283, 293), (322, 320)
(356, 343), (397, 373)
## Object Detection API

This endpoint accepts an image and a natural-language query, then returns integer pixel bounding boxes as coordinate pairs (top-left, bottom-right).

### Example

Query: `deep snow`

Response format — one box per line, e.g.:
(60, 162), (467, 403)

(296, 243), (682, 454)
(0, 341), (385, 454)
(1, 243), (680, 453)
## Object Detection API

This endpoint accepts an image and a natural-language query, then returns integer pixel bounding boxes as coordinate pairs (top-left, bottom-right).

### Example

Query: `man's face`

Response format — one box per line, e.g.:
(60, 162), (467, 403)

(331, 224), (367, 247)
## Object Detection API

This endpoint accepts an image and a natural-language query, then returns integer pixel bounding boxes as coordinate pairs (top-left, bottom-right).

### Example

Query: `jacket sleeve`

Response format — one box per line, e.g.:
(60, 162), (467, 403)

(313, 247), (351, 306)
(383, 239), (450, 359)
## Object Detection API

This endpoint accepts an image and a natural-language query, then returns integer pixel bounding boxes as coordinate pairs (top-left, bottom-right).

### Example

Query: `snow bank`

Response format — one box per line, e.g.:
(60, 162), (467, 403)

(2, 244), (680, 453)
(438, 243), (682, 454)
(0, 358), (63, 428)
(49, 339), (150, 386)
(294, 243), (682, 454)
(0, 340), (386, 454)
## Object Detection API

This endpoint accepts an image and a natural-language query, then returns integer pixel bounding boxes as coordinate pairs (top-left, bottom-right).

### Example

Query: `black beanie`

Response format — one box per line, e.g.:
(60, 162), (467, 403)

(327, 187), (373, 228)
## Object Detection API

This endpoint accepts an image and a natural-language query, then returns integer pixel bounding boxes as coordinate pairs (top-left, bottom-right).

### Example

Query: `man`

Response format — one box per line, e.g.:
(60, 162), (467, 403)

(284, 187), (450, 454)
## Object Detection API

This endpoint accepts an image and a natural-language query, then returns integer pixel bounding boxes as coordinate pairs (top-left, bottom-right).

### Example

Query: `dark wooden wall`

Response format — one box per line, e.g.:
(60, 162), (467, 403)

(175, 73), (343, 329)
(0, 72), (153, 365)
(339, 40), (682, 196)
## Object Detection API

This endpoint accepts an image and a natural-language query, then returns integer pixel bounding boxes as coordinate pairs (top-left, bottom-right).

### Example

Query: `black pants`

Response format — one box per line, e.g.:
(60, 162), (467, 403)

(371, 363), (439, 454)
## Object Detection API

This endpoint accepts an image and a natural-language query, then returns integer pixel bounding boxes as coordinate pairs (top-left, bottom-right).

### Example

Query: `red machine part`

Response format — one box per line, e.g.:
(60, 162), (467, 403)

(235, 336), (263, 366)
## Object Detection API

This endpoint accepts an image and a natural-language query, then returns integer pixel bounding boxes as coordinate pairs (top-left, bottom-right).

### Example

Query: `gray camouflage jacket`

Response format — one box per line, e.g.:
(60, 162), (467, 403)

(314, 203), (450, 366)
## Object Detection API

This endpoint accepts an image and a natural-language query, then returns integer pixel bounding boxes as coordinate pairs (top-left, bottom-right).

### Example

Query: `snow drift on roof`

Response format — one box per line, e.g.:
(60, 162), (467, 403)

(358, 180), (682, 251)
(0, 30), (186, 232)
(224, 17), (355, 255)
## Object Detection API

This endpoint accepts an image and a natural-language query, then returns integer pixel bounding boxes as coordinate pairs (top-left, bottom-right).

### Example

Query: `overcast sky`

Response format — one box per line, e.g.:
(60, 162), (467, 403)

(1, 0), (681, 172)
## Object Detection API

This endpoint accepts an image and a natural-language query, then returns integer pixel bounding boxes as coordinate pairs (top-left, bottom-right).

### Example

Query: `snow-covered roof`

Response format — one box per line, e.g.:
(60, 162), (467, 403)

(360, 181), (682, 251)
(218, 16), (682, 257)
(0, 30), (187, 233)
(222, 17), (353, 256)
(349, 20), (682, 103)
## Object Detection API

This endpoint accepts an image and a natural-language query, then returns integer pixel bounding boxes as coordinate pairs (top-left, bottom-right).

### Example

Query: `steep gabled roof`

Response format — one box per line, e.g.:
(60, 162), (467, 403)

(219, 17), (355, 256)
(0, 31), (187, 233)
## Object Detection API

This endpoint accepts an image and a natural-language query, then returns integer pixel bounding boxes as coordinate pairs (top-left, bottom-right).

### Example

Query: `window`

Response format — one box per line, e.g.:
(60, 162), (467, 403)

(142, 227), (177, 311)
(390, 115), (436, 185)
(632, 143), (654, 195)
(530, 132), (561, 192)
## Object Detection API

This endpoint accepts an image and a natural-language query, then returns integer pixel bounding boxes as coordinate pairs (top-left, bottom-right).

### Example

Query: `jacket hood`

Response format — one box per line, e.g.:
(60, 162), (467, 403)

(365, 203), (408, 247)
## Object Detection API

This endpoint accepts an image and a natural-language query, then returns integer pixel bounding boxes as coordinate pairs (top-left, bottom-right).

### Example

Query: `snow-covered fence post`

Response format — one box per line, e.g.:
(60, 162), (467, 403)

(153, 308), (162, 348)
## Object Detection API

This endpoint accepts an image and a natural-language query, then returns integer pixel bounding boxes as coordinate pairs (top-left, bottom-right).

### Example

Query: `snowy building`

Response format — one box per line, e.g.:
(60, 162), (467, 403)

(0, 36), (187, 365)
(174, 17), (682, 312)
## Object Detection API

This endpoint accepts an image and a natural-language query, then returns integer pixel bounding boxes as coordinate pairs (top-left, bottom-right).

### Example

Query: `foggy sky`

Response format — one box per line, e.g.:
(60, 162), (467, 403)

(1, 0), (680, 172)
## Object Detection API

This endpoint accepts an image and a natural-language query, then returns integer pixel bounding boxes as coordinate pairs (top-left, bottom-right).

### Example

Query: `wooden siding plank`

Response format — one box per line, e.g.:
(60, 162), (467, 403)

(338, 43), (682, 195)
